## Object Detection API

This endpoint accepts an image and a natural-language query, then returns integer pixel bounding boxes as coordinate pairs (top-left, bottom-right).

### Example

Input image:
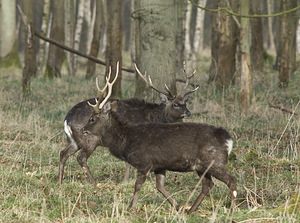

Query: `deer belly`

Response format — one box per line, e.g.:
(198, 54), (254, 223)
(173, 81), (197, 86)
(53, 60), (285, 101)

(154, 158), (203, 172)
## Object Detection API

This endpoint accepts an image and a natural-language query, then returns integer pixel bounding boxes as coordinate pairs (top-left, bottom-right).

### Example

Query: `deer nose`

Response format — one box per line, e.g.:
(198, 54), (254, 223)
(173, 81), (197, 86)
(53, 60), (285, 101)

(185, 110), (191, 117)
(81, 128), (90, 136)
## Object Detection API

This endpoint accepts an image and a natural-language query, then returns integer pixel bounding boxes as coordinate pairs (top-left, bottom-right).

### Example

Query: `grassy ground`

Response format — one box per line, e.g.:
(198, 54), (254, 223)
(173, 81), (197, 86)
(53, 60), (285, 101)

(0, 61), (299, 223)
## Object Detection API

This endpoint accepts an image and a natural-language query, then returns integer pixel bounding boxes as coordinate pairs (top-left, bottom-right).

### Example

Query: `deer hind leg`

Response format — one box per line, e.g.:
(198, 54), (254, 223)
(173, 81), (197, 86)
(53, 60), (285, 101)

(58, 142), (80, 184)
(128, 171), (147, 210)
(210, 168), (237, 208)
(187, 173), (214, 214)
(77, 147), (97, 185)
(155, 171), (178, 209)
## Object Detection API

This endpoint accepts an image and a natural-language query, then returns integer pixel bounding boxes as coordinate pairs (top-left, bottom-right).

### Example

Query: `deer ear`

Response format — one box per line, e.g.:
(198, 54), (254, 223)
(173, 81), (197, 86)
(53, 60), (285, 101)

(160, 93), (169, 104)
(110, 100), (118, 112)
(102, 102), (111, 113)
(183, 94), (190, 102)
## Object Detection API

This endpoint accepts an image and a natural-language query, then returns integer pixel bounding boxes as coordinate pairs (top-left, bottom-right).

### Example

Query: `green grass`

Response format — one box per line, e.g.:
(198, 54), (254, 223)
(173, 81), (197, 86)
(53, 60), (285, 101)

(0, 61), (300, 223)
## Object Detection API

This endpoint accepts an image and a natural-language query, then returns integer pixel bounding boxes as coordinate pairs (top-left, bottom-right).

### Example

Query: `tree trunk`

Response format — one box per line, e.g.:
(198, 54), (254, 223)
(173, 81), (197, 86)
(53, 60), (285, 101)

(106, 0), (122, 97)
(37, 0), (50, 74)
(240, 0), (252, 115)
(202, 0), (217, 49)
(122, 0), (131, 52)
(0, 0), (16, 58)
(278, 0), (297, 87)
(85, 0), (95, 54)
(86, 0), (105, 79)
(185, 1), (192, 63)
(272, 0), (281, 70)
(135, 0), (180, 100)
(133, 0), (146, 97)
(208, 0), (238, 89)
(175, 0), (186, 82)
(266, 0), (275, 51)
(22, 0), (37, 96)
(45, 0), (65, 78)
(193, 0), (206, 53)
(250, 0), (264, 72)
(74, 0), (85, 75)
(185, 0), (205, 73)
(64, 0), (75, 76)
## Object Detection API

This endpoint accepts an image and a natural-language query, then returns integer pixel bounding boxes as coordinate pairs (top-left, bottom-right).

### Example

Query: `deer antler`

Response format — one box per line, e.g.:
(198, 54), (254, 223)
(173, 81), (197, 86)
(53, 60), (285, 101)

(99, 61), (119, 110)
(134, 63), (174, 99)
(87, 66), (112, 112)
(88, 62), (119, 112)
(182, 61), (196, 90)
(183, 85), (199, 98)
(181, 61), (199, 98)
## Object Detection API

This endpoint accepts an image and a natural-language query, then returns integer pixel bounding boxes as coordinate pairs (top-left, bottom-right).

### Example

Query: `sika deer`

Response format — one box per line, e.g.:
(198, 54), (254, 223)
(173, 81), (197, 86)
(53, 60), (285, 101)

(59, 63), (198, 184)
(83, 70), (237, 213)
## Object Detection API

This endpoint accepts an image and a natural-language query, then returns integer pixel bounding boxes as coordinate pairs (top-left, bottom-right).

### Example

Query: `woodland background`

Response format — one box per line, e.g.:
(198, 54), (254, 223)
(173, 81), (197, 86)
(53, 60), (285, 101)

(0, 0), (300, 222)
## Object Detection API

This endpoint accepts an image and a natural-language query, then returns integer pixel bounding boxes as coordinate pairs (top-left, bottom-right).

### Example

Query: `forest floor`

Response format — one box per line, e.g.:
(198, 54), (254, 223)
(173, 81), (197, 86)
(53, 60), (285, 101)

(0, 59), (300, 222)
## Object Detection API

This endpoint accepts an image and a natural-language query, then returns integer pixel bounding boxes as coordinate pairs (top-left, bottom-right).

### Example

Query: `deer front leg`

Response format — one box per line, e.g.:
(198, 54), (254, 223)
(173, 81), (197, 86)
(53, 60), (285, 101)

(128, 171), (147, 210)
(77, 149), (96, 185)
(155, 171), (178, 209)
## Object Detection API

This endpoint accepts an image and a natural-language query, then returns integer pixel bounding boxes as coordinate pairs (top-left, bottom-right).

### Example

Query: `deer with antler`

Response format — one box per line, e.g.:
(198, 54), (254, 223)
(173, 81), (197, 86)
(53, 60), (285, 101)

(59, 62), (199, 184)
(82, 66), (237, 213)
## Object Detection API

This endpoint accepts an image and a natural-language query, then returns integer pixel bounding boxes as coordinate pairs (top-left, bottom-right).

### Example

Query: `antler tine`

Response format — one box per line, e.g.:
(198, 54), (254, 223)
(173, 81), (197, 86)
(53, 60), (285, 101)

(147, 75), (172, 98)
(87, 98), (100, 113)
(98, 61), (120, 109)
(164, 84), (175, 99)
(134, 63), (148, 84)
(184, 69), (196, 90)
(105, 66), (112, 82)
(183, 85), (199, 98)
(88, 66), (113, 112)
(134, 63), (171, 98)
(181, 62), (197, 97)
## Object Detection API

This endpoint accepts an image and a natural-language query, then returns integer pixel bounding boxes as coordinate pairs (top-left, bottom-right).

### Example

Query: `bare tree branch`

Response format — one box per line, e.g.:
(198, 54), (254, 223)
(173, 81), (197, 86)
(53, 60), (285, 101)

(17, 4), (134, 74)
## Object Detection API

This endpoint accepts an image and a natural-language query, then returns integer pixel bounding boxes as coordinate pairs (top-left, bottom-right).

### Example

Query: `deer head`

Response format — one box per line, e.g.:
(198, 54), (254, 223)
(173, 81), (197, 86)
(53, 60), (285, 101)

(134, 64), (198, 119)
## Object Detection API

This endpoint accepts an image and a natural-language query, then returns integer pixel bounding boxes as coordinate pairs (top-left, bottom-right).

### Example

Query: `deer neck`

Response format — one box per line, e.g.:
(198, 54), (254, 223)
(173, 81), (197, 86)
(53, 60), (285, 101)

(102, 116), (128, 160)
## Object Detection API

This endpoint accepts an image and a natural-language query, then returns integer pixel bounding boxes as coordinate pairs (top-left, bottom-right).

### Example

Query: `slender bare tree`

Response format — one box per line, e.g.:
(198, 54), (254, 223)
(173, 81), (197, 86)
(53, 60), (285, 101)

(250, 0), (264, 72)
(277, 0), (297, 87)
(22, 0), (37, 95)
(45, 0), (65, 78)
(240, 0), (252, 115)
(64, 0), (75, 76)
(86, 0), (105, 79)
(208, 0), (238, 89)
(37, 0), (50, 74)
(73, 0), (85, 75)
(106, 0), (122, 97)
(0, 0), (18, 65)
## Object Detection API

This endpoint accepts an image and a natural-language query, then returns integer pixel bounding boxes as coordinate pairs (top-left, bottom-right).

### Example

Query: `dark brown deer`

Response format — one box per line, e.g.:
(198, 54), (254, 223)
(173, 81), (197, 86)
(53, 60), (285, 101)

(82, 69), (237, 214)
(59, 63), (198, 184)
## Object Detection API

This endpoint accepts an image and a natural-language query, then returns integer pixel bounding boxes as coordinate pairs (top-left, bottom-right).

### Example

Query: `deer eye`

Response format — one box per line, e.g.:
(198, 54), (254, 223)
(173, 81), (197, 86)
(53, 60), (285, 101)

(89, 116), (96, 123)
(173, 103), (179, 108)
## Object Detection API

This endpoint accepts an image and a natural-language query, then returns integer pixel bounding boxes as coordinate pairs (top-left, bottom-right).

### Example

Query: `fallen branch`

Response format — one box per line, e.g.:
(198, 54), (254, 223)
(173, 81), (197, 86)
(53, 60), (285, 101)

(17, 5), (134, 73)
(268, 102), (298, 116)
